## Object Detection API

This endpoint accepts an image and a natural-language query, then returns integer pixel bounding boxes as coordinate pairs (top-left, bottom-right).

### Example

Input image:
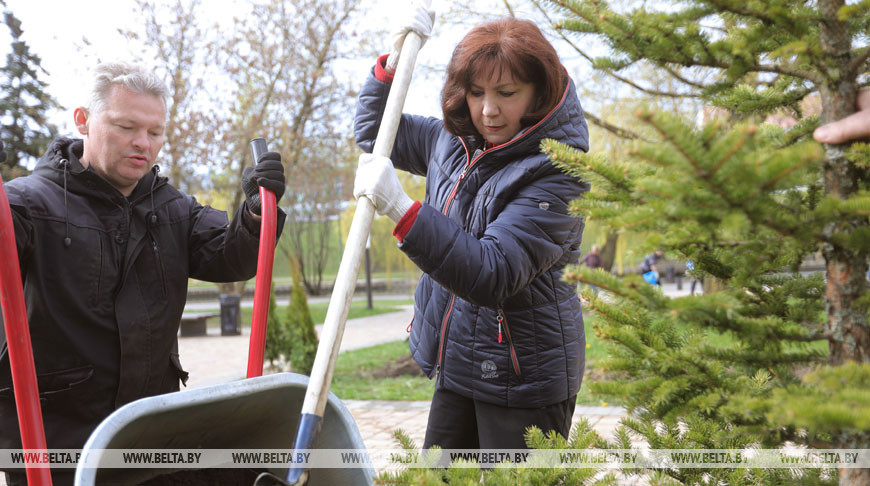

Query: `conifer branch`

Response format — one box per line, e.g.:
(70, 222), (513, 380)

(711, 130), (749, 173)
(638, 111), (703, 171)
(535, 0), (699, 99)
(704, 0), (784, 28)
(757, 156), (815, 193)
(549, 0), (819, 82)
(801, 328), (835, 341)
(751, 63), (819, 83)
(848, 46), (870, 77)
(583, 110), (645, 141)
(661, 64), (708, 90)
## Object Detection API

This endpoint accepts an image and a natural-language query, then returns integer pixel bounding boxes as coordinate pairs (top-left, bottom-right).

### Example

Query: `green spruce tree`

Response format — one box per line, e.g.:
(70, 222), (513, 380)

(0, 6), (60, 180)
(541, 0), (870, 484)
(285, 255), (318, 375)
(264, 284), (286, 369)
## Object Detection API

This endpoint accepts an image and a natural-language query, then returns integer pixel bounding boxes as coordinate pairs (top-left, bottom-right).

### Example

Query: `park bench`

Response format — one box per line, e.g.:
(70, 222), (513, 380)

(179, 312), (219, 337)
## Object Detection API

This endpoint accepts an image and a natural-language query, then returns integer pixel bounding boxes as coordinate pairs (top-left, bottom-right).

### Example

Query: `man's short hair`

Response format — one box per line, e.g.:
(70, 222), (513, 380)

(87, 62), (169, 115)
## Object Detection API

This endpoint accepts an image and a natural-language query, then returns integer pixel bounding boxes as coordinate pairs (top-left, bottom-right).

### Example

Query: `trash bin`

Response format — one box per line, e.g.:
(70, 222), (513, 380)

(219, 293), (241, 336)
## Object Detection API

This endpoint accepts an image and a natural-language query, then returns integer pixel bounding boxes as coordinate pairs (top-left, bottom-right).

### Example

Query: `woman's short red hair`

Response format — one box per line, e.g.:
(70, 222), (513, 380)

(441, 18), (564, 138)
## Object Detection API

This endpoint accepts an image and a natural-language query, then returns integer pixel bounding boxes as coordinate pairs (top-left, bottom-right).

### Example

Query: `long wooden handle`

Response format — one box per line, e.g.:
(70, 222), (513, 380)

(304, 28), (424, 420)
(286, 9), (431, 485)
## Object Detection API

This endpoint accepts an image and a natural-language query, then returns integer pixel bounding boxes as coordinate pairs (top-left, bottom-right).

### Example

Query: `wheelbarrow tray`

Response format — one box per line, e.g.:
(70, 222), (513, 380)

(75, 372), (375, 485)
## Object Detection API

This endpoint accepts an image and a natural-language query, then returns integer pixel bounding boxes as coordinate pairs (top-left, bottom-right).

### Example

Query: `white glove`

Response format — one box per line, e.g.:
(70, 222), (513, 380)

(354, 153), (415, 223)
(390, 1), (435, 52)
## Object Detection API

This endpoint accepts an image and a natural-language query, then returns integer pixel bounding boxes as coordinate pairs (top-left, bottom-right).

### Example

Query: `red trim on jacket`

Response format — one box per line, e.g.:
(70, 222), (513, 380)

(374, 53), (395, 84)
(392, 201), (422, 242)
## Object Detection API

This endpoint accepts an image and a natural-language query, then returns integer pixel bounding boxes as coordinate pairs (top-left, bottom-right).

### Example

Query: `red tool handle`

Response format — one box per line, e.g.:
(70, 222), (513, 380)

(246, 138), (278, 378)
(0, 175), (52, 485)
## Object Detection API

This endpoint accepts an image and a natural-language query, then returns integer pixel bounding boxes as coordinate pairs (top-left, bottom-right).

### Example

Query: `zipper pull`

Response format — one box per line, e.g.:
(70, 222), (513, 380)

(497, 309), (504, 344)
(459, 165), (470, 182)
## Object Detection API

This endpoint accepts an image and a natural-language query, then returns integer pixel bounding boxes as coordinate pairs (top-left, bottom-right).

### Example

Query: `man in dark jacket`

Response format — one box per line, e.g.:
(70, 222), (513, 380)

(0, 62), (285, 485)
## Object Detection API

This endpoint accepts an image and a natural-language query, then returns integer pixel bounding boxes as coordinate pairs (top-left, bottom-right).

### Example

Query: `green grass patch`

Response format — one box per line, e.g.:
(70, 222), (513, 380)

(307, 299), (412, 326)
(327, 313), (619, 406)
(578, 312), (622, 406)
(194, 305), (618, 405)
(331, 339), (434, 401)
(201, 298), (413, 330)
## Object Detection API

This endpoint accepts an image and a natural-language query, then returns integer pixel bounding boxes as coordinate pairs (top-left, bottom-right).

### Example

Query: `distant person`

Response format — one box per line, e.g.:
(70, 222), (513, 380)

(0, 62), (286, 486)
(578, 244), (603, 295)
(353, 13), (588, 452)
(640, 250), (664, 286)
(813, 89), (870, 144)
(686, 259), (704, 295)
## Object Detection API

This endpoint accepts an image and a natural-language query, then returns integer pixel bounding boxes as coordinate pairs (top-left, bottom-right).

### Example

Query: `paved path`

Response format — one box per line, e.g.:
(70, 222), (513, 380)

(176, 304), (419, 388)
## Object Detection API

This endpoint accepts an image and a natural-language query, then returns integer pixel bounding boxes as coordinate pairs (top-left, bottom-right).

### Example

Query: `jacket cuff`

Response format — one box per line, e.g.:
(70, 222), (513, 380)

(374, 53), (395, 84)
(240, 202), (262, 234)
(392, 201), (421, 243)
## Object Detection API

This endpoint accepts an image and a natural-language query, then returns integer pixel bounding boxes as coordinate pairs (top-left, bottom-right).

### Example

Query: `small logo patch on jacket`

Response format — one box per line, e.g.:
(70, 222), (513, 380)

(538, 202), (550, 210)
(481, 360), (498, 379)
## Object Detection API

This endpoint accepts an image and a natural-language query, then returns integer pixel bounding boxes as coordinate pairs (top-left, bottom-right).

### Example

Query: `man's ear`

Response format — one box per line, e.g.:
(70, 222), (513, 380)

(74, 107), (89, 135)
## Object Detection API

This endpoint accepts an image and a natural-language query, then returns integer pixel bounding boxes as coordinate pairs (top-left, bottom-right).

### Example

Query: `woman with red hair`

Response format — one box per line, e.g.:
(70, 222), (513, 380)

(354, 12), (590, 451)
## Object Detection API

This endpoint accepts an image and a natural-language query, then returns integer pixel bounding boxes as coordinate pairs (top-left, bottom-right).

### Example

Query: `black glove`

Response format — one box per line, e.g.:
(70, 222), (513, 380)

(242, 151), (285, 215)
(0, 141), (6, 164)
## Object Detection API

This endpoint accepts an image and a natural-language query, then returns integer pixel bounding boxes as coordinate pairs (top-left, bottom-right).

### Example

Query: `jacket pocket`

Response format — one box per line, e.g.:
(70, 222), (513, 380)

(149, 234), (168, 298)
(497, 307), (522, 377)
(0, 365), (94, 401)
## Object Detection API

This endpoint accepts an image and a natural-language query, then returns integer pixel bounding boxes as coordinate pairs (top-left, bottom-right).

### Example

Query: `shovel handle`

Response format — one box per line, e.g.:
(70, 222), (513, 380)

(0, 175), (52, 485)
(286, 3), (432, 483)
(246, 138), (279, 378)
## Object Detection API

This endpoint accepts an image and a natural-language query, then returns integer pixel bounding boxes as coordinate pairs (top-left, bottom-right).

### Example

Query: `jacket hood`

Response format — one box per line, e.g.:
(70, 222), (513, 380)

(33, 137), (167, 204)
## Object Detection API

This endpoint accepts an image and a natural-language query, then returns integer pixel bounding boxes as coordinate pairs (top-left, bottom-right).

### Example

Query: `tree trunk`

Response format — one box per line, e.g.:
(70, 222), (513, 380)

(840, 468), (870, 486)
(818, 2), (870, 484)
(818, 0), (870, 366)
(599, 231), (619, 272)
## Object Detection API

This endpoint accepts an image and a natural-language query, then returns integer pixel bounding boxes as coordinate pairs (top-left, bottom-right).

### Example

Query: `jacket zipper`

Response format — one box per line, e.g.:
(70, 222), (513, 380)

(434, 146), (477, 382)
(435, 295), (456, 384)
(432, 87), (569, 384)
(151, 235), (167, 296)
(433, 136), (531, 382)
(442, 142), (487, 217)
(497, 307), (522, 376)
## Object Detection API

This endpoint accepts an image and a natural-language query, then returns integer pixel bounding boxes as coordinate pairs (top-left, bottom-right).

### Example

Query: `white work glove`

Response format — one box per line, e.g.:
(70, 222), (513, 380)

(390, 1), (435, 52)
(354, 153), (415, 223)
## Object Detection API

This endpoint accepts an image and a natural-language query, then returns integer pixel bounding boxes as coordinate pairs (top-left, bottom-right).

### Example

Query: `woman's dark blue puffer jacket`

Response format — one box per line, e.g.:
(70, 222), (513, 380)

(355, 67), (590, 408)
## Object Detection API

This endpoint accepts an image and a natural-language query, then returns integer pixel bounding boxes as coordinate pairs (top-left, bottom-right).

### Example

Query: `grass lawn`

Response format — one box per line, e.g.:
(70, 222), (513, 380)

(329, 312), (619, 406)
(200, 298), (413, 330)
(331, 339), (434, 401)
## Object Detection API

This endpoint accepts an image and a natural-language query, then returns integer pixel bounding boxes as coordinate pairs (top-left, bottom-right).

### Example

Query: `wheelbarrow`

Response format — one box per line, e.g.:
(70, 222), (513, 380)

(74, 372), (373, 485)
